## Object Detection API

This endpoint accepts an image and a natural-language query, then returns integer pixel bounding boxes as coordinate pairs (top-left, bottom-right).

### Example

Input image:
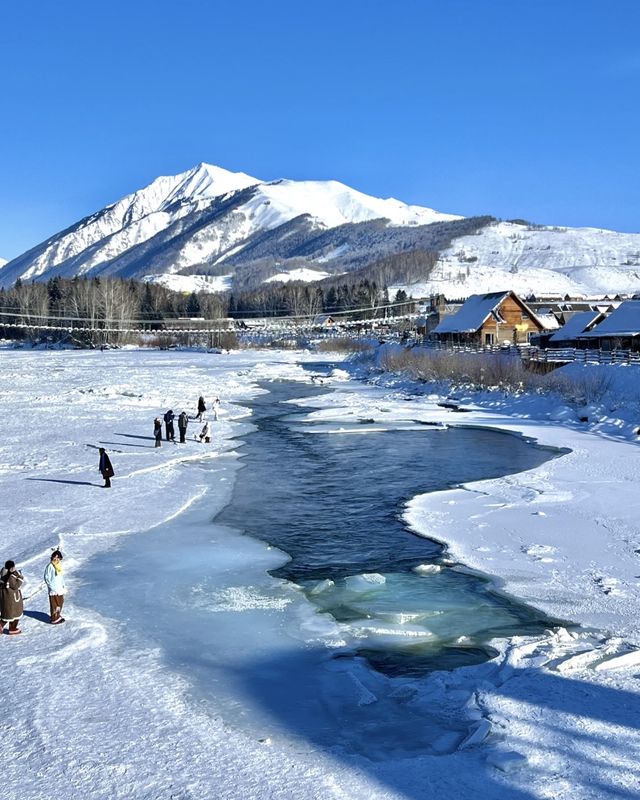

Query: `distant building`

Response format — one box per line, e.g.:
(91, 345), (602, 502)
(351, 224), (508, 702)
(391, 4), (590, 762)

(579, 300), (640, 350)
(432, 290), (547, 346)
(313, 314), (337, 327)
(545, 310), (605, 347)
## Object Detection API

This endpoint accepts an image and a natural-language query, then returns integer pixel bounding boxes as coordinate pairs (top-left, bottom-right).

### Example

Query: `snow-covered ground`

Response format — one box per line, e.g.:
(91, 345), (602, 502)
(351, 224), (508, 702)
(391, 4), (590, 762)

(1, 345), (640, 799)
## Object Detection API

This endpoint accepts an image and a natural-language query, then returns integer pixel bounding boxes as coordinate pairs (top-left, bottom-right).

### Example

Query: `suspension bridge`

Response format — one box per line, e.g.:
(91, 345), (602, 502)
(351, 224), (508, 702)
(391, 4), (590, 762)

(0, 300), (425, 346)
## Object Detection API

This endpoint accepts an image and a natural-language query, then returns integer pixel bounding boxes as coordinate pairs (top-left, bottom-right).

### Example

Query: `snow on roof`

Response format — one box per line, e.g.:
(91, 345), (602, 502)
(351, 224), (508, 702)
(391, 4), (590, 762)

(434, 290), (544, 334)
(536, 313), (560, 330)
(547, 310), (602, 342)
(434, 291), (510, 333)
(581, 300), (640, 338)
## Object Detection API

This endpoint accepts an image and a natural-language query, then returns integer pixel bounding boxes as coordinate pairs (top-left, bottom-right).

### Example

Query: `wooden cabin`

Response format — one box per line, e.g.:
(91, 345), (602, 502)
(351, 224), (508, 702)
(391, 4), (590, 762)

(432, 290), (547, 346)
(579, 300), (640, 351)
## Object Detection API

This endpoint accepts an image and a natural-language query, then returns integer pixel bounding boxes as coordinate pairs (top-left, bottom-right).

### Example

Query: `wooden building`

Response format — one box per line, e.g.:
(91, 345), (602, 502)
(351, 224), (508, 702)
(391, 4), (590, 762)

(579, 300), (640, 350)
(432, 290), (547, 346)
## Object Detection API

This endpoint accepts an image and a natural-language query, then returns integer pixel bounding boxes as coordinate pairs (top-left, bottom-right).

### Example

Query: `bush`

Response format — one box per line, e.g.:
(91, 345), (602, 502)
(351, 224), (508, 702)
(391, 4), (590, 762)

(543, 368), (613, 405)
(377, 347), (527, 390)
(373, 345), (619, 409)
(316, 338), (375, 354)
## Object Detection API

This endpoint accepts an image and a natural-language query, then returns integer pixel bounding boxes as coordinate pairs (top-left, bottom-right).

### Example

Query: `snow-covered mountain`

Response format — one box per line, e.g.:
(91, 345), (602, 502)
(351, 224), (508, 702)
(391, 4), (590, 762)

(0, 163), (458, 290)
(1, 163), (639, 298)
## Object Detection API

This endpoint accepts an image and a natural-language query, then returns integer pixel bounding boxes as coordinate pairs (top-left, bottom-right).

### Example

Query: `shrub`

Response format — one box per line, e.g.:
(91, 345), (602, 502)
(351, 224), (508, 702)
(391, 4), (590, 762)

(317, 338), (375, 354)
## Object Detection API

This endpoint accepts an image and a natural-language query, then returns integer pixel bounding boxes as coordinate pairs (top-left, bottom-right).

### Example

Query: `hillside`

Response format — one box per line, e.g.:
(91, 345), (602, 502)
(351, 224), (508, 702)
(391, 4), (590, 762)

(1, 165), (640, 298)
(391, 221), (640, 299)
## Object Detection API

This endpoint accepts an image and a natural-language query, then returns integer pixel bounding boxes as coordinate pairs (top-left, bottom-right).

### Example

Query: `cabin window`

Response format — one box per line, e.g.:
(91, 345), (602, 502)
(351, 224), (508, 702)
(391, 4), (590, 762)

(484, 333), (495, 345)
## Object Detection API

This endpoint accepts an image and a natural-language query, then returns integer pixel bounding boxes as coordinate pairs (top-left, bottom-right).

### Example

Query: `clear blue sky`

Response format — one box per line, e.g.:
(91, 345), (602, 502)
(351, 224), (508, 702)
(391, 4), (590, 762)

(1, 0), (639, 260)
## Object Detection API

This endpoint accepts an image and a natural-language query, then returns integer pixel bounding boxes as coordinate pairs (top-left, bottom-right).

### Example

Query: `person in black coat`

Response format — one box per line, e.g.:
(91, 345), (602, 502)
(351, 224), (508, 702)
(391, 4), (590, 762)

(164, 409), (175, 442)
(178, 411), (189, 443)
(195, 395), (206, 421)
(98, 447), (115, 488)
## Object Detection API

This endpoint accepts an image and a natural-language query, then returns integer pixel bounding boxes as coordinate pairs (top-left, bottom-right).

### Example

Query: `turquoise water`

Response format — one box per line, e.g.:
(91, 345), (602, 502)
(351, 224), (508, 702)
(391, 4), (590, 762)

(217, 379), (565, 675)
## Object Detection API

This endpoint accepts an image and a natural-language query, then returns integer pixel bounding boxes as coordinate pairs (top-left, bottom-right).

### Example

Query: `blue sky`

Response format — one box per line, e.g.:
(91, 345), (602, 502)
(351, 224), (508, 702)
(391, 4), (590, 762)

(1, 0), (639, 260)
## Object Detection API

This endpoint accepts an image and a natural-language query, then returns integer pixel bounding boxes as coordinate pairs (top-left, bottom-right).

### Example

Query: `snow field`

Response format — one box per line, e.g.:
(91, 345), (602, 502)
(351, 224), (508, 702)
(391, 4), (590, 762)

(2, 347), (640, 799)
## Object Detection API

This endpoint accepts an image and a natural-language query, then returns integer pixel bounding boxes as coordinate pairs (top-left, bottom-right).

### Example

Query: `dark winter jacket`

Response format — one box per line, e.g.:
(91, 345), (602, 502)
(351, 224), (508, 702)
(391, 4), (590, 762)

(197, 396), (206, 413)
(178, 412), (189, 431)
(0, 568), (24, 622)
(99, 451), (114, 478)
(164, 410), (175, 424)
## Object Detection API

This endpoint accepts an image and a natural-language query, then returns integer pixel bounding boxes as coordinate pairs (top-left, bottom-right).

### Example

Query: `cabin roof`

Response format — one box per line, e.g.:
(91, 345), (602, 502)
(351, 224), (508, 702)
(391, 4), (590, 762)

(433, 291), (543, 334)
(581, 301), (640, 338)
(547, 311), (603, 342)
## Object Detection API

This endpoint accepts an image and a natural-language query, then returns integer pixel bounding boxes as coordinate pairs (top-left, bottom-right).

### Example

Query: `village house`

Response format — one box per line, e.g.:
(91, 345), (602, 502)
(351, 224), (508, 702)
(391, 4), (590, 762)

(542, 310), (605, 348)
(579, 300), (640, 351)
(312, 314), (337, 327)
(432, 290), (547, 347)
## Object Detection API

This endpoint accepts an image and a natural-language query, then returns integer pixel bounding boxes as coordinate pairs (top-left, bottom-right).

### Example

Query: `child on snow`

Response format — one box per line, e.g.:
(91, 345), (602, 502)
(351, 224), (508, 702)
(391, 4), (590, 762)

(198, 419), (211, 443)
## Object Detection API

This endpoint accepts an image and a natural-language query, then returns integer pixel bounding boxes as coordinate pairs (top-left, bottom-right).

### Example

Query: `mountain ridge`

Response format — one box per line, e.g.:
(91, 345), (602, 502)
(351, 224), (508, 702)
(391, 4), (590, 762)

(1, 163), (639, 298)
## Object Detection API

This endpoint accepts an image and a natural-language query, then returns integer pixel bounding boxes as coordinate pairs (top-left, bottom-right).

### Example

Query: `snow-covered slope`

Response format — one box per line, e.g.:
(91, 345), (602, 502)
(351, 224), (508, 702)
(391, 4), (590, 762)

(264, 267), (332, 284)
(242, 178), (457, 230)
(2, 166), (640, 298)
(391, 221), (640, 299)
(0, 164), (260, 286)
(0, 164), (459, 289)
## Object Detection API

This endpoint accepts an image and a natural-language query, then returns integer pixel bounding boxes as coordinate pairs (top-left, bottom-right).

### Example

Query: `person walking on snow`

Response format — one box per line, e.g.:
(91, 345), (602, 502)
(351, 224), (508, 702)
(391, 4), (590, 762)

(98, 447), (114, 488)
(154, 416), (163, 447)
(164, 409), (176, 442)
(212, 396), (220, 421)
(178, 410), (189, 443)
(0, 560), (24, 635)
(44, 550), (66, 625)
(195, 395), (206, 421)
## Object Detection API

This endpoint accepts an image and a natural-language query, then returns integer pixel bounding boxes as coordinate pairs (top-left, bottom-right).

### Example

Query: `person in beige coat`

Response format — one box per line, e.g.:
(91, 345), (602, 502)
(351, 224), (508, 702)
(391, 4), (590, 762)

(0, 560), (25, 635)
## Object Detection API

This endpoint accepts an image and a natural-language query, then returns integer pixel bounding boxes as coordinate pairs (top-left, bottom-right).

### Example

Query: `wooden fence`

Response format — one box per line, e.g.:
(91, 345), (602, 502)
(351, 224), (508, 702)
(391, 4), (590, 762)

(419, 340), (640, 366)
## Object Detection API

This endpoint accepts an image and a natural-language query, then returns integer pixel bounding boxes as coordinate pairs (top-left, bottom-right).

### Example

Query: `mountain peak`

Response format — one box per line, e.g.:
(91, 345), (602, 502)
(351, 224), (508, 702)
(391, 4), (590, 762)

(162, 162), (260, 205)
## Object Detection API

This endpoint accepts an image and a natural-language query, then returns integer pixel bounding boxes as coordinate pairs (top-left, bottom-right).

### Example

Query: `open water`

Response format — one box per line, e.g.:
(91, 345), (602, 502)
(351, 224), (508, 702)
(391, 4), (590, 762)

(80, 374), (567, 756)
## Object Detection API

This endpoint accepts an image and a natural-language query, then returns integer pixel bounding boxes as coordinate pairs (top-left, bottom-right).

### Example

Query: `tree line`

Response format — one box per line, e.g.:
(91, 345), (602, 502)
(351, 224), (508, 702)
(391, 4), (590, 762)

(0, 272), (416, 333)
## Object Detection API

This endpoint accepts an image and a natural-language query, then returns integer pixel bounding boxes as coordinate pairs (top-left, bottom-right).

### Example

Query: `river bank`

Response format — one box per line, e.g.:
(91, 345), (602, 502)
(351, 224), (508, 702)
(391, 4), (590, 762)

(1, 346), (639, 799)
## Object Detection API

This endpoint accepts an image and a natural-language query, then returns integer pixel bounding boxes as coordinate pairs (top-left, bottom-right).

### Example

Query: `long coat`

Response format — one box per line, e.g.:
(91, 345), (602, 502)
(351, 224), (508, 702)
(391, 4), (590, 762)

(99, 451), (115, 478)
(0, 568), (24, 622)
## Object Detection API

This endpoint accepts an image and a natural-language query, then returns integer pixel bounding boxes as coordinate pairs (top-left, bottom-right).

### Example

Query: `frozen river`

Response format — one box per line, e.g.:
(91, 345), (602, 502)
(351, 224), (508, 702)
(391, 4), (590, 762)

(79, 373), (563, 759)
